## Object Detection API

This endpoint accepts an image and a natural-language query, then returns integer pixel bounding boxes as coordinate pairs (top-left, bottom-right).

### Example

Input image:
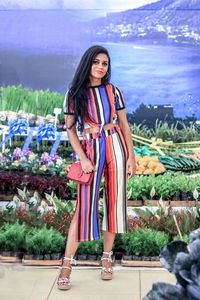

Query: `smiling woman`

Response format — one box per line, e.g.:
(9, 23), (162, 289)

(56, 44), (136, 290)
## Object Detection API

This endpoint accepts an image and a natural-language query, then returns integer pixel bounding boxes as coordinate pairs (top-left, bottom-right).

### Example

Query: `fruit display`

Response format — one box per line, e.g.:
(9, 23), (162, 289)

(135, 155), (166, 175)
(159, 155), (200, 171)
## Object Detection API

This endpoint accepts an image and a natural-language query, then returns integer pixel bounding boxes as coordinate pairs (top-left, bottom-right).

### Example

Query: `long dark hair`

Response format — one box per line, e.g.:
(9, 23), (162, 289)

(66, 45), (111, 129)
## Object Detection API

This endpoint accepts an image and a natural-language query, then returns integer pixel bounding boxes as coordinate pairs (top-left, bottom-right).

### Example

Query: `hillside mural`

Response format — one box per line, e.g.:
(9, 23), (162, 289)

(0, 0), (200, 121)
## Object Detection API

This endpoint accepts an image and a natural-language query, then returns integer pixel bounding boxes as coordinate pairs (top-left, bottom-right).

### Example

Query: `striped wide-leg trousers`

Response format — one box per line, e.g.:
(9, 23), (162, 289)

(75, 125), (128, 242)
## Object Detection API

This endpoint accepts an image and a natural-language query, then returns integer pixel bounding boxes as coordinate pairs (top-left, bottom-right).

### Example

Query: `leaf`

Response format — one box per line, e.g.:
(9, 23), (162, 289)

(12, 195), (21, 203)
(173, 252), (192, 273)
(189, 228), (200, 244)
(190, 240), (200, 261)
(187, 284), (200, 300)
(143, 282), (188, 300)
(44, 193), (55, 206)
(33, 191), (41, 201)
(193, 189), (199, 201)
(150, 186), (156, 199)
(17, 187), (27, 199)
(160, 241), (189, 273)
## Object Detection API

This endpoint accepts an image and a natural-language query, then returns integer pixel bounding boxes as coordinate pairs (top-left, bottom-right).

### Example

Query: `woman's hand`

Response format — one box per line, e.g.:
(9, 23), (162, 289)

(126, 156), (136, 178)
(81, 157), (96, 173)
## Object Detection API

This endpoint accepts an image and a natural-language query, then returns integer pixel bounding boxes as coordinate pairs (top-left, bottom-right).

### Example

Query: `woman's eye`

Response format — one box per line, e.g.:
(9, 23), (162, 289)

(103, 62), (108, 66)
(93, 60), (98, 64)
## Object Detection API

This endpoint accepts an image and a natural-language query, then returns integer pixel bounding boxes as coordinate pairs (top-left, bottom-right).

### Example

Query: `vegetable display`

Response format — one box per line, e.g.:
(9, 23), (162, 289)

(159, 155), (200, 171)
(135, 155), (166, 175)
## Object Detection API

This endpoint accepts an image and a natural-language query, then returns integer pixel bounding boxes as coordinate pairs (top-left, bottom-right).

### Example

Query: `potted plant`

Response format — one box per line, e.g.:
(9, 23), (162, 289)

(121, 228), (169, 265)
(24, 225), (65, 260)
(76, 238), (103, 262)
(0, 221), (27, 259)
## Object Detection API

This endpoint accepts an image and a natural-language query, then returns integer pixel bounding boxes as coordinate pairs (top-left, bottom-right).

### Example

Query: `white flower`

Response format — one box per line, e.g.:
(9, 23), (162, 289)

(5, 202), (16, 210)
(52, 206), (58, 214)
(193, 189), (199, 201)
(55, 158), (63, 166)
(12, 161), (20, 167)
(37, 206), (45, 215)
(28, 197), (38, 207)
(39, 165), (47, 171)
(4, 148), (10, 154)
(28, 153), (36, 161)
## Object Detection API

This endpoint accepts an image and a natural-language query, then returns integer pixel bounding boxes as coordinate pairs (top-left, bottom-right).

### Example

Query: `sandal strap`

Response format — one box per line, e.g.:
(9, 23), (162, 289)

(59, 266), (71, 270)
(102, 267), (113, 273)
(63, 255), (76, 265)
(101, 251), (113, 262)
(57, 277), (71, 285)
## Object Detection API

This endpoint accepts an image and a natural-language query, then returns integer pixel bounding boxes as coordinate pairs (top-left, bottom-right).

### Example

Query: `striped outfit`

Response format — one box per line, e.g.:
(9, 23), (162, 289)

(64, 83), (128, 242)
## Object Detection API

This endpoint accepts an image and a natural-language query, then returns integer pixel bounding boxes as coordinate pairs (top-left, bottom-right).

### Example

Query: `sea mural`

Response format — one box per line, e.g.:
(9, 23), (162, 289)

(0, 0), (200, 120)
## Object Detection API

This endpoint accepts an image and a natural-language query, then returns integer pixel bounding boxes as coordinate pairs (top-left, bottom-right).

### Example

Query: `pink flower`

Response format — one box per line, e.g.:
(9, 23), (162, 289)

(13, 148), (25, 159)
(40, 152), (52, 164)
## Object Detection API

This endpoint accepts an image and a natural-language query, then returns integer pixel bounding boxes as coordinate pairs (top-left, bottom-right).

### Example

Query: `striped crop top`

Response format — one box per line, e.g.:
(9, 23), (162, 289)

(63, 83), (125, 128)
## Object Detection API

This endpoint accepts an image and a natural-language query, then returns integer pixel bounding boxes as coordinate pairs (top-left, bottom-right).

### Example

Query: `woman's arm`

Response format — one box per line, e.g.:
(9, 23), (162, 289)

(65, 115), (95, 173)
(116, 109), (136, 178)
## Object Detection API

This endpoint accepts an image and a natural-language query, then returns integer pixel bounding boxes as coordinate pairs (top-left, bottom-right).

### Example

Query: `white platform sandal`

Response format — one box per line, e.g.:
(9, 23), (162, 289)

(57, 255), (76, 290)
(101, 251), (113, 280)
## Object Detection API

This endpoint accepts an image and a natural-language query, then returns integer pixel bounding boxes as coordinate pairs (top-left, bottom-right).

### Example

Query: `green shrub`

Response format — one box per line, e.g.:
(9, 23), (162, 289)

(77, 237), (103, 255)
(121, 229), (169, 256)
(173, 234), (189, 244)
(0, 221), (27, 252)
(25, 226), (65, 255)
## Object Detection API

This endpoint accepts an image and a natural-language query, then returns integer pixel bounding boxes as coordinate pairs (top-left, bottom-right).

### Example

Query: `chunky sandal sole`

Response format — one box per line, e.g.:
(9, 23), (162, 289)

(57, 284), (71, 290)
(101, 274), (113, 280)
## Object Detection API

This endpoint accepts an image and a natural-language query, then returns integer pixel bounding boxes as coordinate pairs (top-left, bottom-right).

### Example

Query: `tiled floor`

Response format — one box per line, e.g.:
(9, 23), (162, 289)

(0, 264), (176, 300)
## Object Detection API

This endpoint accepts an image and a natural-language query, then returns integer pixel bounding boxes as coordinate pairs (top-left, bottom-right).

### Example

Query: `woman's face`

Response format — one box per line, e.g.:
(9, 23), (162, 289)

(89, 53), (109, 85)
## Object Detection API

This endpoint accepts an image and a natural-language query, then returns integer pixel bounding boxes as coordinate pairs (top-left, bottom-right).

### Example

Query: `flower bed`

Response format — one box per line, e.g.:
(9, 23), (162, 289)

(1, 195), (200, 266)
(0, 148), (68, 177)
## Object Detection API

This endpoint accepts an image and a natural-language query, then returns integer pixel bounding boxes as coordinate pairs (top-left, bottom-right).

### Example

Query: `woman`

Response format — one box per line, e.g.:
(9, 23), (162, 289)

(57, 45), (136, 290)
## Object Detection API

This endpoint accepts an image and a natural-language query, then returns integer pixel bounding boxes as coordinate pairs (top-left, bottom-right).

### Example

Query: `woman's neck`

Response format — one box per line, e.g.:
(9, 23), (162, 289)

(89, 78), (102, 87)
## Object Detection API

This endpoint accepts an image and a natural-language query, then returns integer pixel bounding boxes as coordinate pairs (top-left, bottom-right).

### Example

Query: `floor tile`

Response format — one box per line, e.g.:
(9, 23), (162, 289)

(49, 269), (140, 300)
(140, 269), (176, 299)
(0, 264), (57, 300)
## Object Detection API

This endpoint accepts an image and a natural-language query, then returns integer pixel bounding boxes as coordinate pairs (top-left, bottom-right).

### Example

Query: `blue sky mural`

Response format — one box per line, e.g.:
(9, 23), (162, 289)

(0, 0), (200, 119)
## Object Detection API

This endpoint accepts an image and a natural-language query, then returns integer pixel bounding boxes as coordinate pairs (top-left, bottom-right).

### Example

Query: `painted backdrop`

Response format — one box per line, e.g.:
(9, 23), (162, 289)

(0, 0), (200, 119)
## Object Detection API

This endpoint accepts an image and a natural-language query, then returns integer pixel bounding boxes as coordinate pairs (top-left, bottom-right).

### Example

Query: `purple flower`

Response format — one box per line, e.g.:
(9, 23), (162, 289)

(40, 152), (52, 164)
(12, 148), (25, 160)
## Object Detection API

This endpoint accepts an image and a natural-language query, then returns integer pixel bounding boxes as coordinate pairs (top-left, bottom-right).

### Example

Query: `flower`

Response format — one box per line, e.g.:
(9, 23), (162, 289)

(40, 152), (52, 164)
(37, 206), (45, 215)
(5, 201), (17, 211)
(28, 197), (38, 207)
(55, 158), (63, 166)
(39, 165), (47, 171)
(12, 148), (25, 160)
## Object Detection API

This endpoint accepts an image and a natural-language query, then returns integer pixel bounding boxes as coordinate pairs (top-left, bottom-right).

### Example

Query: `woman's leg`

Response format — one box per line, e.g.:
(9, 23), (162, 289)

(101, 231), (116, 279)
(103, 230), (116, 252)
(59, 213), (80, 278)
(102, 230), (116, 262)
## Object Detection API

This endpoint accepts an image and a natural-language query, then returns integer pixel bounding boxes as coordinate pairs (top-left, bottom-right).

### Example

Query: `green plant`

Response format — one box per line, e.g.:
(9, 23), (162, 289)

(173, 234), (189, 244)
(67, 181), (77, 199)
(0, 85), (64, 119)
(77, 237), (103, 255)
(0, 221), (27, 252)
(127, 171), (200, 200)
(121, 229), (169, 256)
(25, 225), (65, 255)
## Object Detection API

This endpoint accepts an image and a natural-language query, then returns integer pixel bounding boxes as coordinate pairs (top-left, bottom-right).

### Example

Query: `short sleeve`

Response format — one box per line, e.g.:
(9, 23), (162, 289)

(63, 90), (75, 115)
(115, 86), (125, 110)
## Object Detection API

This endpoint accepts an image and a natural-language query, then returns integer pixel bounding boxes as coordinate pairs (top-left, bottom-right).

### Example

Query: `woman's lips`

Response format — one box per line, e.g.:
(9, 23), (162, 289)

(96, 70), (104, 74)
